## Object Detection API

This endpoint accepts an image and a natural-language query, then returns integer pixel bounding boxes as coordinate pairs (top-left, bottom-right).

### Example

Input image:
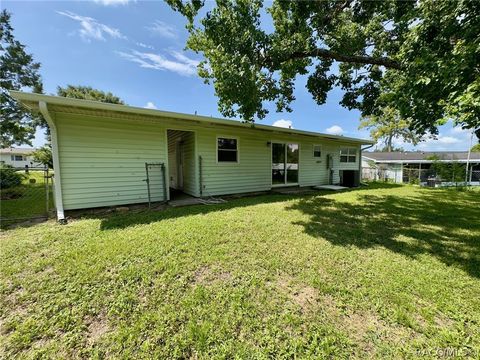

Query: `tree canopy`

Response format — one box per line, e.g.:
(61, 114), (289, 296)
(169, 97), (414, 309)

(57, 85), (125, 105)
(471, 143), (480, 152)
(31, 145), (53, 168)
(167, 0), (480, 136)
(0, 9), (43, 148)
(359, 107), (421, 152)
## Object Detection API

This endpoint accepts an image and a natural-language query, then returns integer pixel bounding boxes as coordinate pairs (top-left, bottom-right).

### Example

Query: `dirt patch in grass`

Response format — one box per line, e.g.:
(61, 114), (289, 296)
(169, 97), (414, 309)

(272, 275), (419, 355)
(273, 275), (318, 311)
(192, 265), (232, 286)
(85, 313), (109, 345)
(3, 287), (29, 318)
(318, 294), (420, 356)
(434, 313), (455, 328)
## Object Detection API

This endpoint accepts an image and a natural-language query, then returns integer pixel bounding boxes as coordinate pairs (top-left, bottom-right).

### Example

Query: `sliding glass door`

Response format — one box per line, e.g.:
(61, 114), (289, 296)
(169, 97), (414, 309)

(272, 143), (286, 185)
(286, 144), (299, 183)
(272, 143), (299, 185)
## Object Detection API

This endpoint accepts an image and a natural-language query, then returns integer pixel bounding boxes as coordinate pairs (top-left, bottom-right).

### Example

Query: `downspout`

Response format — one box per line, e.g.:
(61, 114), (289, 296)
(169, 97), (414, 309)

(39, 101), (66, 223)
(359, 144), (374, 185)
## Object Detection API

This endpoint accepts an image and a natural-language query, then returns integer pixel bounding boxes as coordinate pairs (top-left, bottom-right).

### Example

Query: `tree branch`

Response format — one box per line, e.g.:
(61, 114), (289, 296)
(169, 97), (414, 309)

(290, 48), (402, 70)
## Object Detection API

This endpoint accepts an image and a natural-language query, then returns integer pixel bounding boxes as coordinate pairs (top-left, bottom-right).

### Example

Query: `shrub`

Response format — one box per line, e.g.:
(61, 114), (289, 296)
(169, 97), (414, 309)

(409, 177), (420, 185)
(0, 165), (24, 189)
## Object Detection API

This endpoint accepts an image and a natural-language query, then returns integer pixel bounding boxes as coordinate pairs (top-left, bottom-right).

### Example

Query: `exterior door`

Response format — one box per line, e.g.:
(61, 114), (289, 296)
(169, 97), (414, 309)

(176, 140), (184, 190)
(272, 142), (299, 185)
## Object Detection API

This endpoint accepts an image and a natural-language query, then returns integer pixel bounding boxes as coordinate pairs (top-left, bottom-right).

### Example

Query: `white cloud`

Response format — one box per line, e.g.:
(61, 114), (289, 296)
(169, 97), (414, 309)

(136, 42), (154, 50)
(169, 50), (199, 67)
(57, 11), (126, 41)
(147, 21), (177, 39)
(416, 135), (464, 151)
(451, 125), (469, 134)
(402, 120), (475, 151)
(272, 119), (293, 128)
(93, 0), (133, 5)
(144, 101), (157, 109)
(117, 50), (199, 76)
(436, 136), (461, 144)
(325, 125), (344, 135)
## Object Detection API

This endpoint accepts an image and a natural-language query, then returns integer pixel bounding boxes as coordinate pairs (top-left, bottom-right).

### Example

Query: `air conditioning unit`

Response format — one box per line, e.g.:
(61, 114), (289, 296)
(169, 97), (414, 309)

(340, 170), (360, 187)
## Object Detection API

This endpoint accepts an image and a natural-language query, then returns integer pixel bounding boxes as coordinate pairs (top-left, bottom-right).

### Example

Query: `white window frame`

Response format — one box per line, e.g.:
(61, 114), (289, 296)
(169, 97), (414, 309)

(11, 155), (24, 161)
(216, 136), (239, 164)
(313, 144), (322, 158)
(340, 148), (357, 163)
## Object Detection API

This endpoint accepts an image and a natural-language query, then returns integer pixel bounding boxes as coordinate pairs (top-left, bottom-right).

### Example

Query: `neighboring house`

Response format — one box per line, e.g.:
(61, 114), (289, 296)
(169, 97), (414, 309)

(362, 151), (480, 184)
(12, 91), (374, 221)
(0, 148), (42, 168)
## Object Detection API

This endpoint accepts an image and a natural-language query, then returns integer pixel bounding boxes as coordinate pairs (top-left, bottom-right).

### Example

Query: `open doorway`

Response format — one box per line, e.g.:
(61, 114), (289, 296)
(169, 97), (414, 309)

(167, 129), (196, 200)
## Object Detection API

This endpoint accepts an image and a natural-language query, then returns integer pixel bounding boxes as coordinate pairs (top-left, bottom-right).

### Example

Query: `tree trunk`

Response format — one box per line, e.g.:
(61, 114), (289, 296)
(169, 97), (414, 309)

(386, 135), (393, 152)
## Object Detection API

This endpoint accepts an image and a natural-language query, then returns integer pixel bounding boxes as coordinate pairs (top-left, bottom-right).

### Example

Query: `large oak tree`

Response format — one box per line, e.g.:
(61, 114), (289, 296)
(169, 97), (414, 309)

(167, 0), (480, 136)
(0, 10), (43, 148)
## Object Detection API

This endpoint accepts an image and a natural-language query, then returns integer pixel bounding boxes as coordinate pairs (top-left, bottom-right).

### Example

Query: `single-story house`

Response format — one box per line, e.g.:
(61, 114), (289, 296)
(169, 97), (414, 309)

(362, 151), (480, 184)
(12, 91), (374, 221)
(0, 147), (42, 168)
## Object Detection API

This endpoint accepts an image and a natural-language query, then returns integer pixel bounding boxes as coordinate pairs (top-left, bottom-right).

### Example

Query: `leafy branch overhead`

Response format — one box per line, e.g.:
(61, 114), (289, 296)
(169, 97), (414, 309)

(0, 9), (44, 148)
(166, 0), (480, 136)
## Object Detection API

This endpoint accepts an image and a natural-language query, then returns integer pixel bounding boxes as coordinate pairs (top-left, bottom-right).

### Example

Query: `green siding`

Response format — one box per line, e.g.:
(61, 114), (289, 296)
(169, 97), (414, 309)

(53, 110), (363, 210)
(56, 113), (166, 210)
(196, 129), (361, 195)
(197, 128), (271, 196)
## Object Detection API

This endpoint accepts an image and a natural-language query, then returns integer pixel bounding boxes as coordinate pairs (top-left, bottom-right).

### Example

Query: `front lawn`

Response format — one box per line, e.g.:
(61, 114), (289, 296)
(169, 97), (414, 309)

(1, 184), (479, 358)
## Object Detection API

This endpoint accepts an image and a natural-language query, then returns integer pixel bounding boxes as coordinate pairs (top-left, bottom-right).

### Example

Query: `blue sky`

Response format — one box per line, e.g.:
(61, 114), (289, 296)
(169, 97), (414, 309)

(5, 0), (476, 151)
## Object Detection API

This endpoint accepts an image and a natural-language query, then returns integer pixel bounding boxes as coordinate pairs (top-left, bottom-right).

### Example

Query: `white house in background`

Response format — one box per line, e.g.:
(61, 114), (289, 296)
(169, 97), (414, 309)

(362, 151), (480, 184)
(0, 148), (42, 168)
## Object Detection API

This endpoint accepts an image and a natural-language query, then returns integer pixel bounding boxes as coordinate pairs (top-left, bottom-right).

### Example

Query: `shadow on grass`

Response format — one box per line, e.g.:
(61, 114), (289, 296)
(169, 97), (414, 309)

(97, 183), (479, 278)
(287, 188), (480, 279)
(94, 183), (397, 230)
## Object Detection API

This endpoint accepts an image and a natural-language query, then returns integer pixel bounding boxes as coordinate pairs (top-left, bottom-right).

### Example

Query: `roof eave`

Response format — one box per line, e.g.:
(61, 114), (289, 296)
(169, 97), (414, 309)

(10, 91), (375, 145)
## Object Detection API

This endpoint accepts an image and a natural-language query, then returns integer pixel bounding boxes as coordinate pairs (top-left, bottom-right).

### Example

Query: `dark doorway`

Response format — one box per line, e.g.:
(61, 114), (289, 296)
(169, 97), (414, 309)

(167, 129), (196, 200)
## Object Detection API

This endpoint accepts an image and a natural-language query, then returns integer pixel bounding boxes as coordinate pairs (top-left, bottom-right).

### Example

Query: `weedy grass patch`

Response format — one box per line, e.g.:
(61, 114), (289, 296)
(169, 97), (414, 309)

(1, 184), (479, 358)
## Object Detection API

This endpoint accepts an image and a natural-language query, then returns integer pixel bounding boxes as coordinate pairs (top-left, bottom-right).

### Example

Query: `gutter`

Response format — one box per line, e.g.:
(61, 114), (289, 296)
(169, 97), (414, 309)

(39, 101), (66, 223)
(359, 144), (375, 184)
(11, 91), (375, 145)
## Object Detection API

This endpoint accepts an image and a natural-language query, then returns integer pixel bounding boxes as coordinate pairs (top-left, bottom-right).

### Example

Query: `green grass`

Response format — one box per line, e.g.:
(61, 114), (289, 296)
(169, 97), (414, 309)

(1, 184), (479, 358)
(0, 171), (53, 224)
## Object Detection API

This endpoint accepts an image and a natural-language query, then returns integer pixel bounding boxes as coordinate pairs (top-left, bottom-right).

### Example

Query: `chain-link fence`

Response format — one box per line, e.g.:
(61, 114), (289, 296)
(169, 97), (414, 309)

(1, 167), (54, 227)
(362, 168), (402, 183)
(362, 167), (480, 186)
